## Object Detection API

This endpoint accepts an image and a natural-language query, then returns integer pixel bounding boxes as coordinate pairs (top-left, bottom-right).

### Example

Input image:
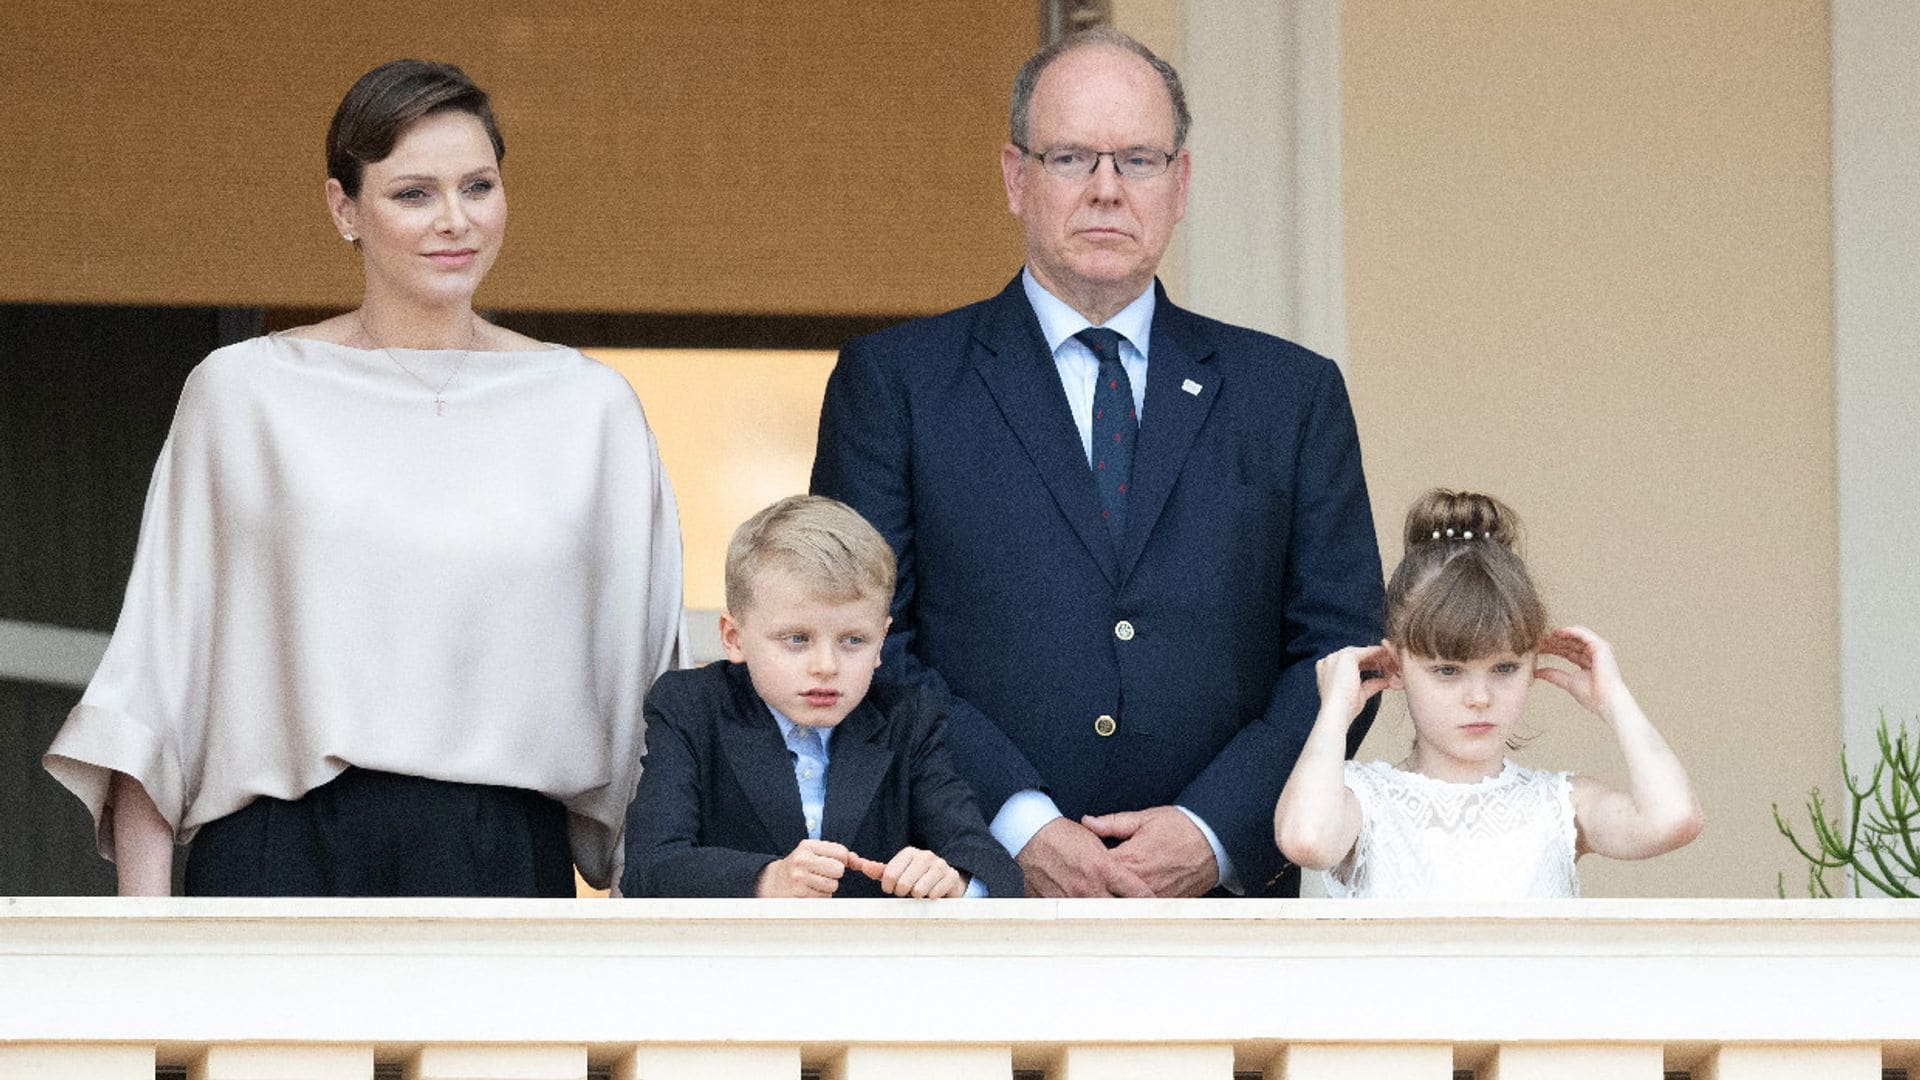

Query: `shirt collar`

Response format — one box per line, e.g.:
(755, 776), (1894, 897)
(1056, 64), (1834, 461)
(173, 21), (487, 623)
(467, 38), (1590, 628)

(1022, 268), (1156, 360)
(768, 704), (834, 752)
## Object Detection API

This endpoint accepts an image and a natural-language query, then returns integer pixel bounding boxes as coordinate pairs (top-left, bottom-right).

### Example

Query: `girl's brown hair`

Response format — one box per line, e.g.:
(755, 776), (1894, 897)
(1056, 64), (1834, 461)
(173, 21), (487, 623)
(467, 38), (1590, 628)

(1384, 489), (1547, 659)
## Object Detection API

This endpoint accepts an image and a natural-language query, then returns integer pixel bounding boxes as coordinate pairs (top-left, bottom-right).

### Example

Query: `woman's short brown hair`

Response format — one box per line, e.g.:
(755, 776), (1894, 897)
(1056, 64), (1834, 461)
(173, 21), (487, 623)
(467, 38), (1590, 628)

(1385, 489), (1548, 660)
(326, 59), (503, 199)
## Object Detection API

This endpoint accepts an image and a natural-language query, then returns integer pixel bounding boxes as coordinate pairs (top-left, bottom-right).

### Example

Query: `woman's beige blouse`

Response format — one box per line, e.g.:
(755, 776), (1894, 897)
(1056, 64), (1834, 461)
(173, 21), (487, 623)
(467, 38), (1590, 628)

(45, 334), (688, 889)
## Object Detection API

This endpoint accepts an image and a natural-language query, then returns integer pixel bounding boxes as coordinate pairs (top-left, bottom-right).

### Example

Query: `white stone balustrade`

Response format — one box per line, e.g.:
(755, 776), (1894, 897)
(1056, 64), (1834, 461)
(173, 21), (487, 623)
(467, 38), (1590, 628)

(2, 899), (1916, 1078)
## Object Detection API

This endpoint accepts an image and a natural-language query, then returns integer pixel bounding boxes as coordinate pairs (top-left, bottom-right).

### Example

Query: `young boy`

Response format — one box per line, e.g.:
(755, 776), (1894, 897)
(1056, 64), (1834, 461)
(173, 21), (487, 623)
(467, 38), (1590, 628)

(620, 495), (1022, 899)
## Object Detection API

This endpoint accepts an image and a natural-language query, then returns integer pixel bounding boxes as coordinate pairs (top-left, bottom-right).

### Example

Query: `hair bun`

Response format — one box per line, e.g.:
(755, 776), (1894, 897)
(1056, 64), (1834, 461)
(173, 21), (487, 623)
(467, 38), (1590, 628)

(1403, 489), (1522, 550)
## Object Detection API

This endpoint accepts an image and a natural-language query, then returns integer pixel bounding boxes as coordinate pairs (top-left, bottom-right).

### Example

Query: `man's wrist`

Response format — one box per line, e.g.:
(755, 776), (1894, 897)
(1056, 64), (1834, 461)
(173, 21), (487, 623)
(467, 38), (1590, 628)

(991, 789), (1064, 858)
(1173, 805), (1240, 894)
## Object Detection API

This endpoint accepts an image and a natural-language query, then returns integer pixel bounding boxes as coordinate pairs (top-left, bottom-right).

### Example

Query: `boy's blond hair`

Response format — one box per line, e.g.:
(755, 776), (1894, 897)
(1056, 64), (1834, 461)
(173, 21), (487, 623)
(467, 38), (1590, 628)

(724, 495), (896, 615)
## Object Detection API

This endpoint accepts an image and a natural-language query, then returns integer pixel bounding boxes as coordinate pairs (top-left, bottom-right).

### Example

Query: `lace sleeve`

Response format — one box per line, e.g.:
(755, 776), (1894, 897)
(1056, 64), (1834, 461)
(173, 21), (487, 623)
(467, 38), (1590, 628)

(1555, 770), (1580, 895)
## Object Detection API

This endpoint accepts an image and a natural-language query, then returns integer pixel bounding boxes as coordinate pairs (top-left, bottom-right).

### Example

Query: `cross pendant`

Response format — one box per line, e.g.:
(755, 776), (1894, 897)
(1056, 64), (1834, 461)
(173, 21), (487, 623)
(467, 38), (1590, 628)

(434, 396), (446, 416)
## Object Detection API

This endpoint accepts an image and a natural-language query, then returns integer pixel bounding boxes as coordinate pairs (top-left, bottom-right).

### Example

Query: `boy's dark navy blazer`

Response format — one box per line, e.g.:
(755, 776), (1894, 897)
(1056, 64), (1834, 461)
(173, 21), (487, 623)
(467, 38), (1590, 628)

(620, 660), (1023, 899)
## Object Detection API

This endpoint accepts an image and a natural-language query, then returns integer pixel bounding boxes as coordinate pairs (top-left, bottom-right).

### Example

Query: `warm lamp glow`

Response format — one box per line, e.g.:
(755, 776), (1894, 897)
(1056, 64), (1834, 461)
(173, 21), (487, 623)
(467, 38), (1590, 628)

(587, 349), (839, 613)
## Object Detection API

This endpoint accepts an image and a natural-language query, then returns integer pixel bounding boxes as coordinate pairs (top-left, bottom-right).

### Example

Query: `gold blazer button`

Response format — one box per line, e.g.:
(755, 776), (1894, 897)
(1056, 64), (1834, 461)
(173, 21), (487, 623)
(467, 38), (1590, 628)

(1094, 714), (1117, 737)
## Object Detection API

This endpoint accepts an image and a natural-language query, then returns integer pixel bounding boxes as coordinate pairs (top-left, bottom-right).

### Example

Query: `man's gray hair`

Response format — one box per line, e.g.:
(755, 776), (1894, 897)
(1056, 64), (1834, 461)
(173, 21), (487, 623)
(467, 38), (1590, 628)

(1009, 27), (1191, 151)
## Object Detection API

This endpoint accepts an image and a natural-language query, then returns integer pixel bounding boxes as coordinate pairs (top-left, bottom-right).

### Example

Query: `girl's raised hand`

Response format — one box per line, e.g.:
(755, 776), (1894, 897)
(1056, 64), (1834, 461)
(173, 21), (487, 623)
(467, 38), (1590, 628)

(1535, 626), (1630, 720)
(1316, 643), (1395, 724)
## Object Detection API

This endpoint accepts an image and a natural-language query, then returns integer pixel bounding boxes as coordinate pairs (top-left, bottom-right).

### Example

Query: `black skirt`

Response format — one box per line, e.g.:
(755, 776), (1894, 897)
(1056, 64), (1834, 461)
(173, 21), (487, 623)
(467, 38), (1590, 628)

(184, 767), (574, 897)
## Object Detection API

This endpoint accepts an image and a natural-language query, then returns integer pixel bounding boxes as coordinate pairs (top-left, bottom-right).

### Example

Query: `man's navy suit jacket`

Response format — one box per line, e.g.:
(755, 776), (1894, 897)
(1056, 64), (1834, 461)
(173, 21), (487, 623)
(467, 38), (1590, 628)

(620, 661), (1023, 899)
(811, 275), (1384, 895)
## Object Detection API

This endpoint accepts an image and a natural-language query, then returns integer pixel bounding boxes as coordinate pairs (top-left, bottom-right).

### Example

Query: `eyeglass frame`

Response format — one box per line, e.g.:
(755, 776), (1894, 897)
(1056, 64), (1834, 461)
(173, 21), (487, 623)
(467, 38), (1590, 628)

(1013, 142), (1181, 181)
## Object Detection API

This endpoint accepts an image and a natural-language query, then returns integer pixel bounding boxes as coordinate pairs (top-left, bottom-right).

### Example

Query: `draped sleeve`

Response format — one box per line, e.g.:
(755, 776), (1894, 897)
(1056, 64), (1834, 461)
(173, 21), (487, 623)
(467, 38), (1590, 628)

(44, 353), (230, 856)
(574, 387), (690, 887)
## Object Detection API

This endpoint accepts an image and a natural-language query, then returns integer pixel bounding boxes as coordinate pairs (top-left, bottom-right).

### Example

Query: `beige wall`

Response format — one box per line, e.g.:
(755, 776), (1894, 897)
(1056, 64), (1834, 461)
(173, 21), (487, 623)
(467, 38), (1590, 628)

(1341, 3), (1836, 896)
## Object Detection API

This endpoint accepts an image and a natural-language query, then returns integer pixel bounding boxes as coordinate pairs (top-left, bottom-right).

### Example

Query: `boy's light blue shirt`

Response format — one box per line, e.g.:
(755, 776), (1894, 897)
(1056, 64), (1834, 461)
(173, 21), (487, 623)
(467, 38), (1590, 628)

(770, 707), (833, 841)
(993, 269), (1238, 895)
(769, 705), (987, 897)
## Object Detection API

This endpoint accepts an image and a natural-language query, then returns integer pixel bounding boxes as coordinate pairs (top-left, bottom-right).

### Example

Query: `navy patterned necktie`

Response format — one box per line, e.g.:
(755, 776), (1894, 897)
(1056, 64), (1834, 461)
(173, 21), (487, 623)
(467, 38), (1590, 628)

(1076, 327), (1136, 542)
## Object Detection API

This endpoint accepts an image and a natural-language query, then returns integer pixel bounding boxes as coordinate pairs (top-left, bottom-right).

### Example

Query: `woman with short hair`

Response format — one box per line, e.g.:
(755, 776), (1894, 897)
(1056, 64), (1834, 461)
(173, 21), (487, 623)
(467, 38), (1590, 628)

(46, 59), (686, 897)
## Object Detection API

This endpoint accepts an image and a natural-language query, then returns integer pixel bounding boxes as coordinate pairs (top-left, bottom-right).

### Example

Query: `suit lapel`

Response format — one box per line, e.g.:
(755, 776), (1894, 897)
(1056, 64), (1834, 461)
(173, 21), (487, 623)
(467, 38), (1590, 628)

(970, 278), (1120, 587)
(720, 667), (807, 848)
(820, 699), (893, 848)
(1119, 290), (1220, 580)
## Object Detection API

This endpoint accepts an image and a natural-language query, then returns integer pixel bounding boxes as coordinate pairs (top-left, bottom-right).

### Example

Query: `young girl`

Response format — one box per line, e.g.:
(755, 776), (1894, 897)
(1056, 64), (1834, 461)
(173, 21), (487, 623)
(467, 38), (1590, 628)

(1273, 490), (1702, 898)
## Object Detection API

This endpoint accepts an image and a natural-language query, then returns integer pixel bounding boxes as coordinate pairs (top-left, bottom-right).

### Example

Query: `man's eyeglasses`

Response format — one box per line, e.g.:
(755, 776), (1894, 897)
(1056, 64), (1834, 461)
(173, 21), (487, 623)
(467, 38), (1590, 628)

(1015, 144), (1178, 181)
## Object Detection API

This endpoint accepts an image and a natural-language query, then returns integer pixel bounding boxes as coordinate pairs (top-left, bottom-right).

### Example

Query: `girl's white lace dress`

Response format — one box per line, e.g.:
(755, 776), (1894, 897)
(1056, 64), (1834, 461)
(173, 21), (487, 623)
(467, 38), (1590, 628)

(1315, 759), (1579, 899)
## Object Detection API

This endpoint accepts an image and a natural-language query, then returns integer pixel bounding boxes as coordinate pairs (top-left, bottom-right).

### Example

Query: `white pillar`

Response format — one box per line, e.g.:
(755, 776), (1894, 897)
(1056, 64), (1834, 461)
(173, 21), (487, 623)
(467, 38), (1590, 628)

(611, 1045), (800, 1080)
(405, 1045), (586, 1080)
(1266, 1043), (1453, 1079)
(193, 1045), (373, 1079)
(1694, 1044), (1882, 1080)
(0, 1045), (155, 1079)
(1055, 1044), (1236, 1080)
(1109, 0), (1188, 297)
(1834, 0), (1920, 815)
(1176, 1), (1347, 362)
(1484, 1044), (1664, 1080)
(829, 1045), (1012, 1080)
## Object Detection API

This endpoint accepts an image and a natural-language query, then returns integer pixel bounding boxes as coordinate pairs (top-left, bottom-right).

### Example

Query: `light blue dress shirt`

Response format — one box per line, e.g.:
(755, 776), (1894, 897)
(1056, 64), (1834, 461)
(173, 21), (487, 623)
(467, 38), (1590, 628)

(1023, 268), (1153, 461)
(989, 270), (1239, 895)
(769, 706), (986, 897)
(772, 709), (832, 841)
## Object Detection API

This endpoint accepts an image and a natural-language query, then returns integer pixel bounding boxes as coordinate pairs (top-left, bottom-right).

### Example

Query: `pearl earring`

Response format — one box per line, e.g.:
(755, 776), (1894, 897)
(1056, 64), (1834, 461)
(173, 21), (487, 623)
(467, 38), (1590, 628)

(343, 233), (356, 243)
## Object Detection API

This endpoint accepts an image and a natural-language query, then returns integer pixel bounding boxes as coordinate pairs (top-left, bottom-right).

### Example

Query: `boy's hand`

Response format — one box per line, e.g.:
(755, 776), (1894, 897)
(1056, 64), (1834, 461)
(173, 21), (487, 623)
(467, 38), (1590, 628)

(845, 851), (888, 882)
(1535, 626), (1632, 721)
(869, 846), (965, 898)
(755, 839), (853, 898)
(1316, 642), (1395, 724)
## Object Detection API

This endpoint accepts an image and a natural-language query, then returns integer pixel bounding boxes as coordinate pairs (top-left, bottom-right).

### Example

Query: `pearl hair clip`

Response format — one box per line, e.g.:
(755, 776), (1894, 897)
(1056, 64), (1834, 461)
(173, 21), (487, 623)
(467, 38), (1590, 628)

(1430, 528), (1479, 540)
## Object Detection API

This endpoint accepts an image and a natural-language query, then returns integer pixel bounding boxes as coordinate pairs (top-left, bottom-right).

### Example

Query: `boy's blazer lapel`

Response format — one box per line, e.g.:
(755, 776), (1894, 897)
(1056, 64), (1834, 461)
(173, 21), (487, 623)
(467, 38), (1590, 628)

(1119, 289), (1220, 581)
(820, 700), (893, 847)
(720, 669), (808, 847)
(969, 280), (1120, 587)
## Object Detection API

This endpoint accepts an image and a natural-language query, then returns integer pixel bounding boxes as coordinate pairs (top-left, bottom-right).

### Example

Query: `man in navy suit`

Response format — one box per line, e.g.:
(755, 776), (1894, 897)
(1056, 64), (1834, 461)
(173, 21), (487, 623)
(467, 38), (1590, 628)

(811, 28), (1383, 897)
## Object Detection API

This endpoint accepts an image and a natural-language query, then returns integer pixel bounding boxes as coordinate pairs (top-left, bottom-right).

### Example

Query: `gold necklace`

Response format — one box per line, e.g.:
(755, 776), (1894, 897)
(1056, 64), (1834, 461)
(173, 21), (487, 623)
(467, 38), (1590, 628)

(359, 313), (479, 416)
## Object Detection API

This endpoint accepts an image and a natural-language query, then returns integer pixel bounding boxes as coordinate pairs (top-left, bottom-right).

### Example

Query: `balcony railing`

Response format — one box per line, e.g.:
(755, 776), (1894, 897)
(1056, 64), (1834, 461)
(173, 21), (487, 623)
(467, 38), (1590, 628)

(3, 898), (1917, 1078)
